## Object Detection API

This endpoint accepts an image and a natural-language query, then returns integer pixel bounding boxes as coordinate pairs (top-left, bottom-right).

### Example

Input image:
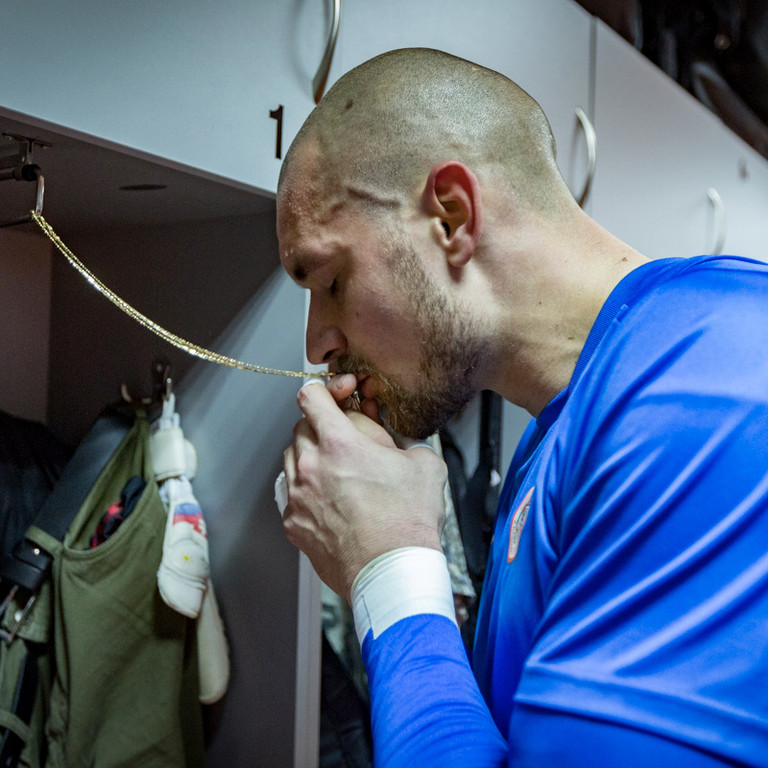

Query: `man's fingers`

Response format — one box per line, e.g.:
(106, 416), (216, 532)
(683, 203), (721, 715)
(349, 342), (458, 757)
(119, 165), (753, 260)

(297, 379), (356, 439)
(346, 411), (396, 447)
(292, 415), (316, 442)
(326, 373), (358, 402)
(296, 378), (399, 465)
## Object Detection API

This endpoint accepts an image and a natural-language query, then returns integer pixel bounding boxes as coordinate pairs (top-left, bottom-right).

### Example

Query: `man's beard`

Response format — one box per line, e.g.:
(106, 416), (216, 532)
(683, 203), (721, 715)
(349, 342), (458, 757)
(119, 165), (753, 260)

(337, 232), (481, 439)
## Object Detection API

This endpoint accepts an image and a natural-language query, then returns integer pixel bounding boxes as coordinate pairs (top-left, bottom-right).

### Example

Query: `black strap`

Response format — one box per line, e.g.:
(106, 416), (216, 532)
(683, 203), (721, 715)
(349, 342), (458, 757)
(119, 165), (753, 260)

(33, 409), (133, 542)
(459, 390), (503, 596)
(0, 543), (50, 595)
(0, 409), (133, 594)
(0, 650), (39, 767)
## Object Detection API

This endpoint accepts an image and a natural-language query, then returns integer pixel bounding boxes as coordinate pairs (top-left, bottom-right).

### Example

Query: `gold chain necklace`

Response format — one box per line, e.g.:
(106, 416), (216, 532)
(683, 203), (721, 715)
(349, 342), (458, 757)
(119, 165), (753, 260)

(32, 211), (328, 379)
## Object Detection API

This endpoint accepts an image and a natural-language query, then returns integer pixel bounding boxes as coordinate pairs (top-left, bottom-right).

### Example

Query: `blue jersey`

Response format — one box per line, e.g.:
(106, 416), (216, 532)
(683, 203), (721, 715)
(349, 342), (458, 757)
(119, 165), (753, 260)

(355, 255), (768, 766)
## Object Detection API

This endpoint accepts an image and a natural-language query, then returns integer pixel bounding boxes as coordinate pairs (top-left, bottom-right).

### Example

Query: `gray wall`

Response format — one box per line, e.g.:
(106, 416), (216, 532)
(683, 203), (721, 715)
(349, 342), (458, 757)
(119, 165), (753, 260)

(0, 227), (52, 423)
(45, 210), (314, 767)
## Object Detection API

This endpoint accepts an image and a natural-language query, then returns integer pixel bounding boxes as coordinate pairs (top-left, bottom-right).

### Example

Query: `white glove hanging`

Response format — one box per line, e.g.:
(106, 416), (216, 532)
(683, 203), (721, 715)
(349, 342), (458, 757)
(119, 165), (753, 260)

(151, 391), (230, 704)
(157, 475), (209, 617)
(152, 392), (209, 618)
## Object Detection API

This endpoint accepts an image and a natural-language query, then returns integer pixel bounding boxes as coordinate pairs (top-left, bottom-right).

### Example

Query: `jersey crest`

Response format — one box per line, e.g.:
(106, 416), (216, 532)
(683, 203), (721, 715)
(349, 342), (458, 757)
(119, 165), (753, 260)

(508, 486), (534, 563)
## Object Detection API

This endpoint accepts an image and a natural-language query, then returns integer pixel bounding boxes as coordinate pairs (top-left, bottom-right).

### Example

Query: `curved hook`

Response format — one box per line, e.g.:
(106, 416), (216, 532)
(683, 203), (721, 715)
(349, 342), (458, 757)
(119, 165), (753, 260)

(120, 383), (155, 406)
(31, 166), (45, 215)
(313, 0), (341, 104)
(121, 360), (173, 406)
(707, 187), (726, 255)
(0, 163), (45, 228)
(574, 107), (597, 208)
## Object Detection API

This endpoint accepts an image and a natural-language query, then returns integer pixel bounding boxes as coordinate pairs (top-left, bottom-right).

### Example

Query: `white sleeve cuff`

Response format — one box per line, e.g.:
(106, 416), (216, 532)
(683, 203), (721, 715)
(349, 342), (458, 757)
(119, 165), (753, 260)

(351, 547), (457, 644)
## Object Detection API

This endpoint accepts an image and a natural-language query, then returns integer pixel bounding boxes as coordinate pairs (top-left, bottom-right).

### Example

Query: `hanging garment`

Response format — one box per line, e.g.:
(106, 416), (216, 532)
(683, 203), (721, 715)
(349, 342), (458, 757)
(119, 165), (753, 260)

(427, 432), (475, 603)
(0, 407), (204, 768)
(152, 391), (230, 705)
(319, 632), (373, 768)
(0, 411), (72, 557)
(439, 391), (503, 651)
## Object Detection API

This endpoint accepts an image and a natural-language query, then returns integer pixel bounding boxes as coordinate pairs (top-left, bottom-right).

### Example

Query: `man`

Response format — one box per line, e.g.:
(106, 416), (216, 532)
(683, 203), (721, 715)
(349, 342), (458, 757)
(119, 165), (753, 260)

(277, 48), (768, 766)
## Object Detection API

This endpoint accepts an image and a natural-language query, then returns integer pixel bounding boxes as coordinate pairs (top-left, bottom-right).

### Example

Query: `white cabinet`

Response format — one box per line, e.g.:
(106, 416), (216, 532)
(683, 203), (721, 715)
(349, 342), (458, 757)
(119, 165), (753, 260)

(707, 132), (768, 261)
(337, 0), (595, 207)
(591, 19), (768, 262)
(0, 1), (341, 194)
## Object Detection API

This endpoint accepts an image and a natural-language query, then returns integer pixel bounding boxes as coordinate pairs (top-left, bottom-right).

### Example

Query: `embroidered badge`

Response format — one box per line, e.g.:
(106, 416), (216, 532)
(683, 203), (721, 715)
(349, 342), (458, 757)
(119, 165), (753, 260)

(508, 486), (534, 563)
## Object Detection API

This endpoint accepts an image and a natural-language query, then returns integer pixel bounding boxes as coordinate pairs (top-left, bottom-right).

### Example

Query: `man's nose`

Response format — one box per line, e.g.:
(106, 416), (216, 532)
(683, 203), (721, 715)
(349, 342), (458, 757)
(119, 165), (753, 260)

(305, 302), (347, 365)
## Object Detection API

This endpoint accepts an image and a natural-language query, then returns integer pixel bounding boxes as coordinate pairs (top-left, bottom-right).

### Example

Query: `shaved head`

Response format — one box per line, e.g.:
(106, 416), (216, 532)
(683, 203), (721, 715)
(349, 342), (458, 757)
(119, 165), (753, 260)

(276, 48), (581, 432)
(279, 47), (569, 217)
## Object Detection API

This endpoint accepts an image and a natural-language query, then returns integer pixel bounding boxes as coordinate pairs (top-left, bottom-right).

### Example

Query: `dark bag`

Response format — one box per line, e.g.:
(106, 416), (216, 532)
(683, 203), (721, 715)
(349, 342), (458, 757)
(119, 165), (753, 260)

(0, 409), (204, 767)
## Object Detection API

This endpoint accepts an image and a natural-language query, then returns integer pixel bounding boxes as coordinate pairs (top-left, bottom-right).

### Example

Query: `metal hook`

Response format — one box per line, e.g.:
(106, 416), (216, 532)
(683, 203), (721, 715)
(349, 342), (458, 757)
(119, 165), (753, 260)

(161, 362), (173, 402)
(707, 187), (727, 255)
(120, 359), (173, 406)
(33, 167), (45, 215)
(120, 383), (155, 406)
(574, 108), (597, 208)
(313, 0), (341, 104)
(0, 134), (48, 227)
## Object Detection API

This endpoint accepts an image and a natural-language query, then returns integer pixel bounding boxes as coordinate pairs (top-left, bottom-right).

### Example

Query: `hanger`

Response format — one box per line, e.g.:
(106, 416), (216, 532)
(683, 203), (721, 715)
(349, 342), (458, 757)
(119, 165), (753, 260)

(120, 360), (173, 407)
(0, 134), (47, 229)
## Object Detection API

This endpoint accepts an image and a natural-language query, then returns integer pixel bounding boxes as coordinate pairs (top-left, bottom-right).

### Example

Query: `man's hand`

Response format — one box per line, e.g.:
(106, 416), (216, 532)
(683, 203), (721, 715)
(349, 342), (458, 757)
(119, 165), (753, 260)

(282, 374), (447, 601)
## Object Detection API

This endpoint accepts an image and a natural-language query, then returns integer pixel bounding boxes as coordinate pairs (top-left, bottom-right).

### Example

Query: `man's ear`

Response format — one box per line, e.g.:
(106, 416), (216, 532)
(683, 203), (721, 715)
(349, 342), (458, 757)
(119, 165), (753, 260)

(422, 161), (482, 268)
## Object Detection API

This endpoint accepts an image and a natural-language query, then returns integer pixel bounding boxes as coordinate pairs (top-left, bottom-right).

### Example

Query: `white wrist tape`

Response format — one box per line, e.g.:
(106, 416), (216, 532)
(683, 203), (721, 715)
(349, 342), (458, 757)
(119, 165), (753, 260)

(351, 547), (456, 644)
(274, 470), (288, 518)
